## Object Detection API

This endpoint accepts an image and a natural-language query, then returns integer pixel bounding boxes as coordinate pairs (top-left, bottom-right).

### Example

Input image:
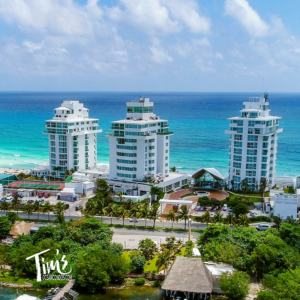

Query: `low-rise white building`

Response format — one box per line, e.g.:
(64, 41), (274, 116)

(65, 172), (95, 196)
(0, 184), (3, 198)
(272, 192), (298, 220)
(274, 177), (294, 189)
(30, 163), (50, 178)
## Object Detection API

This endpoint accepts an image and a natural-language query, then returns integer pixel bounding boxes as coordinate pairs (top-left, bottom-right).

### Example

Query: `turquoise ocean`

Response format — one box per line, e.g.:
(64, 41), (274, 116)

(0, 92), (299, 178)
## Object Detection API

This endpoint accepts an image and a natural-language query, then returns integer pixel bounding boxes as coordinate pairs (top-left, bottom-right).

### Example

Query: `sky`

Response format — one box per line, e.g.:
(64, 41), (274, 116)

(0, 0), (299, 92)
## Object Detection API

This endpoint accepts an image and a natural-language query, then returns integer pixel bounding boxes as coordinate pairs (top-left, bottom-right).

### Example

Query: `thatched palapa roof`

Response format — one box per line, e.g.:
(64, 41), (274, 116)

(9, 221), (35, 236)
(162, 257), (213, 294)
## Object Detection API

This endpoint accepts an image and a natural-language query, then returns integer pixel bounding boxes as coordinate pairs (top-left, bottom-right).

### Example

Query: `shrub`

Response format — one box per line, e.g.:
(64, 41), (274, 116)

(131, 255), (146, 273)
(248, 216), (272, 223)
(33, 279), (68, 288)
(153, 280), (161, 287)
(220, 270), (250, 300)
(135, 278), (146, 286)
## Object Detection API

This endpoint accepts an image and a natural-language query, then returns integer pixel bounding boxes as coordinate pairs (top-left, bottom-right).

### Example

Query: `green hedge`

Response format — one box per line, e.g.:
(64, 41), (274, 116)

(135, 278), (146, 286)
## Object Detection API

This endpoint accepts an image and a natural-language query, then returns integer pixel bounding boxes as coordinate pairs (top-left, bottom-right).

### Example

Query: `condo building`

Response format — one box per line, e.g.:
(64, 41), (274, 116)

(109, 97), (173, 181)
(44, 101), (102, 177)
(225, 94), (283, 190)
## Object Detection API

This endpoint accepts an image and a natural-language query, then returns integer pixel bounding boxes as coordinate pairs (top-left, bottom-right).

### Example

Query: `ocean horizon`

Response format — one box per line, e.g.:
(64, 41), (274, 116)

(0, 92), (299, 178)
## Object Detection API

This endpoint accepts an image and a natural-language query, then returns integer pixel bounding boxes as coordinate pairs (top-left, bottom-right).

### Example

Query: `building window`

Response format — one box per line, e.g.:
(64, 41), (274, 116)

(51, 147), (56, 152)
(51, 141), (55, 146)
(50, 135), (55, 140)
(234, 148), (242, 154)
(149, 167), (155, 171)
(165, 156), (168, 160)
(165, 163), (168, 167)
(51, 153), (56, 158)
(165, 150), (168, 153)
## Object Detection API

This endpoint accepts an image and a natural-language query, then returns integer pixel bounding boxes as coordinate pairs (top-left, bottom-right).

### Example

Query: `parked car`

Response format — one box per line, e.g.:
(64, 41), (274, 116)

(6, 193), (12, 198)
(228, 206), (233, 212)
(210, 212), (215, 218)
(75, 205), (82, 211)
(38, 199), (44, 204)
(27, 200), (34, 204)
(18, 193), (24, 198)
(129, 218), (138, 222)
(0, 197), (6, 202)
(12, 191), (18, 196)
(223, 204), (228, 211)
(21, 199), (27, 204)
(250, 212), (258, 217)
(64, 204), (70, 209)
(38, 192), (45, 198)
(256, 224), (272, 231)
(5, 197), (13, 202)
(44, 193), (50, 198)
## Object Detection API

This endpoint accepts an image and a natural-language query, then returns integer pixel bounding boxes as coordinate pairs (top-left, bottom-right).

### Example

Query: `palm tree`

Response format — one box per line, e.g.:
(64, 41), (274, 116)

(241, 178), (248, 193)
(177, 205), (189, 229)
(149, 203), (161, 229)
(213, 211), (223, 224)
(33, 200), (41, 220)
(117, 205), (128, 227)
(156, 250), (171, 275)
(139, 203), (150, 228)
(286, 216), (297, 225)
(53, 166), (62, 179)
(166, 209), (177, 230)
(202, 211), (211, 225)
(55, 201), (66, 223)
(259, 178), (268, 195)
(42, 200), (53, 221)
(117, 191), (125, 203)
(150, 186), (163, 201)
(24, 203), (34, 219)
(11, 196), (21, 214)
(272, 216), (282, 230)
(0, 201), (10, 215)
(103, 203), (119, 225)
(238, 214), (249, 227)
(170, 166), (176, 172)
(129, 202), (142, 228)
(230, 179), (235, 191)
(225, 213), (234, 226)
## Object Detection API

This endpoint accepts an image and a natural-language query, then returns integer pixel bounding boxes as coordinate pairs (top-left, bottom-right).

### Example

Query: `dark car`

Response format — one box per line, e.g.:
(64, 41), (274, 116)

(75, 205), (82, 211)
(0, 198), (5, 202)
(64, 204), (70, 209)
(18, 193), (24, 198)
(27, 200), (34, 204)
(38, 199), (44, 204)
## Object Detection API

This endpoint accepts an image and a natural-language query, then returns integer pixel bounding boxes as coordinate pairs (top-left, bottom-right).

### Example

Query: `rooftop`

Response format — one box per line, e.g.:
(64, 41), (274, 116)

(162, 257), (213, 294)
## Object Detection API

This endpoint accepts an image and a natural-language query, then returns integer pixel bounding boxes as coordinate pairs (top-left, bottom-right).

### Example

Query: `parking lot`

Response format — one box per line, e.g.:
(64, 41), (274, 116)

(1, 192), (89, 218)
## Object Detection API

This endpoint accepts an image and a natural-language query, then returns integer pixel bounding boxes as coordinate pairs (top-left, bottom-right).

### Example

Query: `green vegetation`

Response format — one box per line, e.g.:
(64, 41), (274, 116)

(180, 192), (196, 198)
(198, 223), (300, 298)
(220, 270), (250, 300)
(135, 278), (146, 286)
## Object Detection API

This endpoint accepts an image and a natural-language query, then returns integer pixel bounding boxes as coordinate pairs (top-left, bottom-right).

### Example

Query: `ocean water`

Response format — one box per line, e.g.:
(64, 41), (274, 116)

(0, 92), (299, 178)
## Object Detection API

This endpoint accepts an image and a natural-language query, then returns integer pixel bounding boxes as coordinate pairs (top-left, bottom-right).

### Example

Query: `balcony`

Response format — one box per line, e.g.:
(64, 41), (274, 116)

(73, 142), (78, 147)
(157, 131), (173, 135)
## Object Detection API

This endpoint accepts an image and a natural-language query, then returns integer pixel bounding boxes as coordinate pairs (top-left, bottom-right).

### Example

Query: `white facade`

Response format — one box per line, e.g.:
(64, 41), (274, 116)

(272, 192), (298, 220)
(44, 101), (102, 177)
(0, 184), (3, 198)
(225, 94), (282, 190)
(30, 163), (50, 178)
(109, 97), (172, 181)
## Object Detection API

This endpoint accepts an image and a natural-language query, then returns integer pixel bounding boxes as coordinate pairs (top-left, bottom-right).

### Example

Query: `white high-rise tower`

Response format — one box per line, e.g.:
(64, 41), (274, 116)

(45, 101), (102, 177)
(225, 94), (283, 190)
(109, 97), (173, 181)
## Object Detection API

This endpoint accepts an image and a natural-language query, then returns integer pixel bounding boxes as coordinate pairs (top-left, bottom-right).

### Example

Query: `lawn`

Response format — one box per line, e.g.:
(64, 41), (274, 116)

(180, 192), (196, 198)
(144, 256), (159, 273)
(122, 251), (161, 273)
(0, 271), (33, 285)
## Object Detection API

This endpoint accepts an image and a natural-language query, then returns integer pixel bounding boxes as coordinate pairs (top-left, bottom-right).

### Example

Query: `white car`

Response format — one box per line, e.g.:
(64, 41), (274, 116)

(223, 204), (228, 211)
(5, 197), (13, 202)
(6, 193), (12, 198)
(256, 224), (272, 231)
(210, 212), (215, 218)
(129, 218), (138, 222)
(250, 212), (258, 217)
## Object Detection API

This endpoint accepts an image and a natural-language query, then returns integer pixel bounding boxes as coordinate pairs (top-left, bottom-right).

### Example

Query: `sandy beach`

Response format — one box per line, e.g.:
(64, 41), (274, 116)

(0, 168), (30, 176)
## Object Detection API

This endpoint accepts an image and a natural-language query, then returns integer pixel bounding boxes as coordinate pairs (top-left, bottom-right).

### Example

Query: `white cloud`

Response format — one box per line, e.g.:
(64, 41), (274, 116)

(224, 0), (269, 37)
(108, 0), (211, 35)
(150, 47), (173, 64)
